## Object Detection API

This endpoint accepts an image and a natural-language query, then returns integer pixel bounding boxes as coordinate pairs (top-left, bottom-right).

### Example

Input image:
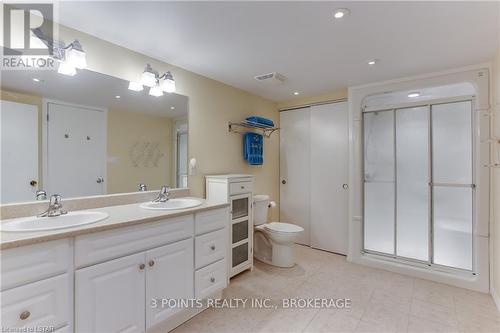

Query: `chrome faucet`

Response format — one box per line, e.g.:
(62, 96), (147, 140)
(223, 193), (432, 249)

(138, 183), (148, 192)
(38, 194), (67, 217)
(152, 185), (170, 203)
(35, 190), (47, 201)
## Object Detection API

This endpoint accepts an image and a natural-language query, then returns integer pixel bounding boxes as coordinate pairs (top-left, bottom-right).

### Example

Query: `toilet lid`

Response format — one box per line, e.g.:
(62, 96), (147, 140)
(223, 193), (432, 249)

(264, 222), (304, 233)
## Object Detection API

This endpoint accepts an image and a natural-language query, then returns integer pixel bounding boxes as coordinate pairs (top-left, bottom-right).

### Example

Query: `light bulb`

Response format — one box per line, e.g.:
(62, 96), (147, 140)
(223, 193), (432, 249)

(161, 71), (176, 93)
(57, 61), (76, 76)
(128, 81), (144, 91)
(140, 64), (157, 87)
(66, 46), (87, 69)
(149, 85), (163, 97)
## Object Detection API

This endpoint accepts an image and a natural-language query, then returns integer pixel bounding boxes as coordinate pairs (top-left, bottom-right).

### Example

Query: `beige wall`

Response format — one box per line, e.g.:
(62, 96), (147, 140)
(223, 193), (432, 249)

(492, 46), (500, 301)
(107, 109), (172, 194)
(57, 24), (280, 219)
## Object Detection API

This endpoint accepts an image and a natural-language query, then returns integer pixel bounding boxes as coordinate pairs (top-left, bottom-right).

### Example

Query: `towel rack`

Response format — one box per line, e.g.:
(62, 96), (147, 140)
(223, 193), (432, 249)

(228, 121), (279, 138)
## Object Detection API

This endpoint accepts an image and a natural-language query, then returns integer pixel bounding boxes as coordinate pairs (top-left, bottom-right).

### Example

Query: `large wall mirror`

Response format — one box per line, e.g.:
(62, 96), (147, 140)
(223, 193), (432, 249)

(1, 69), (188, 204)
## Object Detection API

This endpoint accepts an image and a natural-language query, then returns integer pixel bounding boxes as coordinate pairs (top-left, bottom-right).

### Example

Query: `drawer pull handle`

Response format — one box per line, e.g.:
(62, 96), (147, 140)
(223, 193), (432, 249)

(241, 186), (244, 189)
(20, 311), (30, 320)
(210, 277), (216, 283)
(139, 263), (145, 270)
(149, 260), (155, 267)
(210, 245), (216, 251)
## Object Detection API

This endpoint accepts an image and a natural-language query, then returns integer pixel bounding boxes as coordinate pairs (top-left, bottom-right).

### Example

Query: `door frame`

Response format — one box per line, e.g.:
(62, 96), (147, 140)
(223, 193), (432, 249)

(42, 98), (108, 197)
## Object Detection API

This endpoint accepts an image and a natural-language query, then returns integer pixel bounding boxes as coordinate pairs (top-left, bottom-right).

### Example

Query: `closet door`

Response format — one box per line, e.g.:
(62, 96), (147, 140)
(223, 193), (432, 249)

(363, 110), (395, 255)
(280, 108), (310, 245)
(310, 102), (349, 254)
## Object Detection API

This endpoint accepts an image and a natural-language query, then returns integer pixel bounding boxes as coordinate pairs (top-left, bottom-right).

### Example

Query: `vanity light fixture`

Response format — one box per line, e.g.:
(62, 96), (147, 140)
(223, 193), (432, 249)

(32, 28), (87, 76)
(408, 92), (421, 98)
(160, 71), (176, 93)
(333, 8), (350, 19)
(128, 81), (144, 92)
(149, 84), (163, 97)
(140, 64), (157, 87)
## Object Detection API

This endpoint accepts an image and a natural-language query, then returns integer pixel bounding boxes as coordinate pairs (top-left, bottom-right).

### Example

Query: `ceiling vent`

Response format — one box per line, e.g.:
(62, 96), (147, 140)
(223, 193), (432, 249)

(254, 72), (286, 85)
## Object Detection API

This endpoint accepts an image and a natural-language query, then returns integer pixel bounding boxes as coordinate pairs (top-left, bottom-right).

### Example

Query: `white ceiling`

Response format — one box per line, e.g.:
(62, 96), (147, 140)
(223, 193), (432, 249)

(57, 1), (499, 102)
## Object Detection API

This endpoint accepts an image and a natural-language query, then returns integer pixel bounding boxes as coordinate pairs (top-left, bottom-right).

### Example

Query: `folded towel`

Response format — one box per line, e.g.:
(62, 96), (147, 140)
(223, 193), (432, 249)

(243, 132), (263, 165)
(245, 116), (274, 127)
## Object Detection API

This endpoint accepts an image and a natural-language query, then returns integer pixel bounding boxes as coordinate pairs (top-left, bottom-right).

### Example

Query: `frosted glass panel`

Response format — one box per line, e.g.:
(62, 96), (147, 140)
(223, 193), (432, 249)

(432, 101), (472, 184)
(364, 111), (394, 182)
(433, 187), (472, 270)
(396, 107), (429, 261)
(364, 182), (395, 254)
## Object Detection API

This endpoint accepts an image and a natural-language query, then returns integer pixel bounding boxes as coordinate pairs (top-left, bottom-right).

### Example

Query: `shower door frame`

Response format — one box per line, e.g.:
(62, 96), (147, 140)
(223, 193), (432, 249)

(361, 94), (477, 275)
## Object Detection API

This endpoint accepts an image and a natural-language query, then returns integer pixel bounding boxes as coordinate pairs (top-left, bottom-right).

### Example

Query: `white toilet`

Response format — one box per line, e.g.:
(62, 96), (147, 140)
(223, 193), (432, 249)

(253, 195), (304, 268)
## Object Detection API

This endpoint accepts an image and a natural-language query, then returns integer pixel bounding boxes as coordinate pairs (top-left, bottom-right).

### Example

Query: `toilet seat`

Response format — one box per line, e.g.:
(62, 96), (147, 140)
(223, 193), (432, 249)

(262, 222), (304, 234)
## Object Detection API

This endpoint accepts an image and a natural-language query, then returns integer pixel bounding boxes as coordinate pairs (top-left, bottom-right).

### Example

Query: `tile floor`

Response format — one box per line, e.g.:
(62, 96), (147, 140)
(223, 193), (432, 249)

(172, 245), (500, 333)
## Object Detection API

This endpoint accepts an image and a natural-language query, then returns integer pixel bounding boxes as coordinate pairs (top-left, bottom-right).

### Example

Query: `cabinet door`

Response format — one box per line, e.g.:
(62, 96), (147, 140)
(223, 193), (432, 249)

(75, 252), (145, 333)
(145, 238), (194, 329)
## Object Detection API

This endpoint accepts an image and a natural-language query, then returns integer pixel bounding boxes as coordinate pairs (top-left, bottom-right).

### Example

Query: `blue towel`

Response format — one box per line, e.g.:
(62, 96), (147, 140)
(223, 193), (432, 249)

(243, 132), (263, 165)
(245, 116), (274, 127)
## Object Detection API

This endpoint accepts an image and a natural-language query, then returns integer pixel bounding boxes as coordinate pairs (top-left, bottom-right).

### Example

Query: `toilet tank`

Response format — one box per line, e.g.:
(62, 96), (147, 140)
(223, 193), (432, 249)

(253, 195), (270, 225)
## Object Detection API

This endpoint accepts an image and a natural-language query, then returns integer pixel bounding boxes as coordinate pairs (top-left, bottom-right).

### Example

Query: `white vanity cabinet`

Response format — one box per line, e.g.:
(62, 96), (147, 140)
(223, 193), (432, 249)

(206, 175), (253, 278)
(1, 205), (229, 333)
(0, 240), (73, 332)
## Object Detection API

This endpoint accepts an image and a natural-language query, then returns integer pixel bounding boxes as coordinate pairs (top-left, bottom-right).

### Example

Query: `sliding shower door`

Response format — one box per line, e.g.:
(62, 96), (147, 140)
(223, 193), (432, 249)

(396, 107), (430, 261)
(431, 101), (473, 270)
(363, 100), (473, 271)
(363, 110), (395, 255)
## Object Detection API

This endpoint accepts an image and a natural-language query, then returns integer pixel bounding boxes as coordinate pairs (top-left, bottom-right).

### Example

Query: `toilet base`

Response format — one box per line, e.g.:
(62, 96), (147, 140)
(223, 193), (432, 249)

(254, 230), (297, 268)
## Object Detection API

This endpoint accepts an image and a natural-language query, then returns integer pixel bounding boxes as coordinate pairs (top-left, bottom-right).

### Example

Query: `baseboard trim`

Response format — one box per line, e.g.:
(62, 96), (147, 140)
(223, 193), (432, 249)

(492, 286), (500, 313)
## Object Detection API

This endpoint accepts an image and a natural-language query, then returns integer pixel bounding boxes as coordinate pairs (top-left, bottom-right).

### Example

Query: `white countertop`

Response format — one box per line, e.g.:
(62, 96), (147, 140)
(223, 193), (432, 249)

(0, 199), (229, 250)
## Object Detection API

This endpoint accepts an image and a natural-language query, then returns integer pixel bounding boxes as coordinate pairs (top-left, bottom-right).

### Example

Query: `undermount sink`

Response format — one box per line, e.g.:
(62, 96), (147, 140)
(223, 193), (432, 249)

(1, 211), (109, 232)
(140, 198), (204, 210)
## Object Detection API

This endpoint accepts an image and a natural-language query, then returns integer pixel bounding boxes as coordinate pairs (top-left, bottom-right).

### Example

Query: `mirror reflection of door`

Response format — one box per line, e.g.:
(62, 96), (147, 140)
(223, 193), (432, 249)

(176, 131), (188, 188)
(0, 100), (39, 203)
(45, 101), (107, 198)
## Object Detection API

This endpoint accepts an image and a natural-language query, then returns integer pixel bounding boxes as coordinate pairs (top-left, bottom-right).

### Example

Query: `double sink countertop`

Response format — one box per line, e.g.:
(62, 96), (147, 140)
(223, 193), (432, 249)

(0, 199), (229, 250)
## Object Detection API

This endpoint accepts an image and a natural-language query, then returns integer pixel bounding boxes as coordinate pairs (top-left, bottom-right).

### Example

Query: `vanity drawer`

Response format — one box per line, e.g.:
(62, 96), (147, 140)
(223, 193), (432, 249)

(229, 181), (253, 195)
(1, 239), (71, 291)
(1, 273), (70, 331)
(194, 208), (227, 235)
(75, 214), (194, 268)
(195, 228), (226, 269)
(195, 259), (227, 299)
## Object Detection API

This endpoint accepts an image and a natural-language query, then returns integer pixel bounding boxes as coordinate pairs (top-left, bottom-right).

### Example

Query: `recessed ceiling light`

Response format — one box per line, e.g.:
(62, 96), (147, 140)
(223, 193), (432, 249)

(333, 8), (350, 19)
(32, 78), (40, 82)
(115, 95), (120, 99)
(293, 91), (300, 95)
(170, 106), (175, 110)
(367, 59), (378, 66)
(408, 92), (421, 98)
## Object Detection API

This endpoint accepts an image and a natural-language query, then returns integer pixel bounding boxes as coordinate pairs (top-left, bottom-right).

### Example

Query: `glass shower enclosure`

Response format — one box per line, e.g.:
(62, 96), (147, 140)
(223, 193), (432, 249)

(363, 100), (474, 271)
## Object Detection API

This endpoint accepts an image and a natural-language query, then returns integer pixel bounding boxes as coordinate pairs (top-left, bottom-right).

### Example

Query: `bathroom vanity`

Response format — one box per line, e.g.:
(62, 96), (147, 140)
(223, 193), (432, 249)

(1, 200), (229, 333)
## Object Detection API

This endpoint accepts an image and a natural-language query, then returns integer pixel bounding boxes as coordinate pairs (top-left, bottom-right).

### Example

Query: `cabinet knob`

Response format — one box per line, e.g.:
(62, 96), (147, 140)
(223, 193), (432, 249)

(149, 260), (155, 267)
(139, 263), (145, 270)
(210, 245), (216, 251)
(20, 311), (30, 320)
(210, 277), (216, 283)
(282, 179), (287, 185)
(342, 184), (349, 190)
(240, 185), (244, 189)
